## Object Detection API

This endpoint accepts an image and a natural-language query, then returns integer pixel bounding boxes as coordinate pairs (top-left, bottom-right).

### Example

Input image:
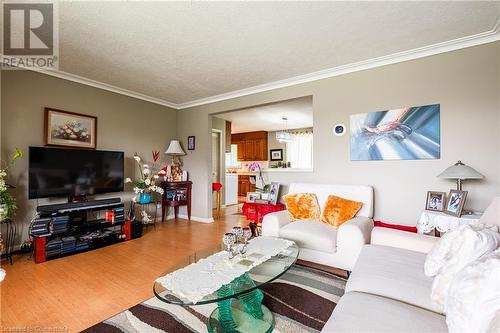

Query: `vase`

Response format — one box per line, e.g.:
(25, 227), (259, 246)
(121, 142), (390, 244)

(139, 192), (152, 204)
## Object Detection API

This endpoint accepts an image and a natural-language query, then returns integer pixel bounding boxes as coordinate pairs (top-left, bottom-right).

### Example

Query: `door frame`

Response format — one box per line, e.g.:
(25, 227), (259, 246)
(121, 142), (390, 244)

(211, 129), (225, 208)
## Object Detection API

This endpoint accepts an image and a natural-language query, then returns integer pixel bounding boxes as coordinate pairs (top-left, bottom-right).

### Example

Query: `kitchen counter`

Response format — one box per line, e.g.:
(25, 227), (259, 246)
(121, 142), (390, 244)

(226, 172), (257, 176)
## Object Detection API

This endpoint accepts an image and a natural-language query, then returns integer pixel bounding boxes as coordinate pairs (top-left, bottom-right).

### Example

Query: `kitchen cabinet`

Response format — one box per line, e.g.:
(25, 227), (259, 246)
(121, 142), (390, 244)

(225, 121), (232, 153)
(232, 131), (268, 161)
(238, 175), (256, 197)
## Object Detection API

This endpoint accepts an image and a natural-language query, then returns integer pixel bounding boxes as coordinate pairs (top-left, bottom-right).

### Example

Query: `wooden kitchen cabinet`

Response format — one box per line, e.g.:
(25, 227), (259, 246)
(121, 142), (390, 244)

(238, 175), (256, 196)
(232, 131), (268, 161)
(225, 121), (232, 153)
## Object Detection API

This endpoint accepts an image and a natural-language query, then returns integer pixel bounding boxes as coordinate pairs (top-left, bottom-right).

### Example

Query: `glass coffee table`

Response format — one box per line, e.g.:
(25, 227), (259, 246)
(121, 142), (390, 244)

(153, 240), (299, 333)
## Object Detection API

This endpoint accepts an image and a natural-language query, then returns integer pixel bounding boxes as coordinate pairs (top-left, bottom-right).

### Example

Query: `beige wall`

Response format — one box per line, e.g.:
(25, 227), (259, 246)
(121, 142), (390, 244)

(179, 42), (500, 225)
(1, 70), (177, 245)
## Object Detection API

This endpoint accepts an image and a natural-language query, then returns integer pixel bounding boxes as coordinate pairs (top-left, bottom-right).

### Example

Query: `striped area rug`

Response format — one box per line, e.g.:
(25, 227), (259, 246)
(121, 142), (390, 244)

(82, 265), (346, 333)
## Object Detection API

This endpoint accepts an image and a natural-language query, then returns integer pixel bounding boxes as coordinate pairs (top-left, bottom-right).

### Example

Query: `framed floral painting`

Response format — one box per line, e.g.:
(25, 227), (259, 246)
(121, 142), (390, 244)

(44, 108), (97, 149)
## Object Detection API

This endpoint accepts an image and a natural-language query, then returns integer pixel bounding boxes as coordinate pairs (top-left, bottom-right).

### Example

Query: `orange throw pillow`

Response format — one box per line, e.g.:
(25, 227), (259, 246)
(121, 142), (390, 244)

(284, 193), (321, 221)
(321, 195), (363, 228)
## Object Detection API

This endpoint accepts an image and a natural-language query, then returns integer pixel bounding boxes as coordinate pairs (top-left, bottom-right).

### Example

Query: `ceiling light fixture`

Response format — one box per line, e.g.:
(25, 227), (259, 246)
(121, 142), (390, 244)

(276, 116), (292, 143)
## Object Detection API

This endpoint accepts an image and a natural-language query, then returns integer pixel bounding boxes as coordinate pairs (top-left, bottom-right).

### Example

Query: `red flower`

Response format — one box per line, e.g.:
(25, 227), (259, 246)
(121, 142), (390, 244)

(152, 150), (160, 162)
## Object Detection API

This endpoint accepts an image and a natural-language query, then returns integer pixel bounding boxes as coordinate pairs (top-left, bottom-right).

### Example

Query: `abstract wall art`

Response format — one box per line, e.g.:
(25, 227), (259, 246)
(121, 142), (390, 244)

(350, 104), (440, 161)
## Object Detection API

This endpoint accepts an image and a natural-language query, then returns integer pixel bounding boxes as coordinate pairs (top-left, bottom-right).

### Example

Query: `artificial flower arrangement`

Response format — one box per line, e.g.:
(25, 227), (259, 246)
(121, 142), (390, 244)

(247, 161), (269, 192)
(125, 151), (164, 204)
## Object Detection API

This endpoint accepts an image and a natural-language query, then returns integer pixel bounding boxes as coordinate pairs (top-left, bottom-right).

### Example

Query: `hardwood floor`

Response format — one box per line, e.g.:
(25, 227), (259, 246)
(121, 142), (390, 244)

(0, 206), (243, 332)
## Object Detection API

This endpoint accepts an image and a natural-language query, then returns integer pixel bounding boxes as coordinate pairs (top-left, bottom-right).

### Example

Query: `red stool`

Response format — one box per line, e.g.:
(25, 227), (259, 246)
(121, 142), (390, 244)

(212, 182), (223, 219)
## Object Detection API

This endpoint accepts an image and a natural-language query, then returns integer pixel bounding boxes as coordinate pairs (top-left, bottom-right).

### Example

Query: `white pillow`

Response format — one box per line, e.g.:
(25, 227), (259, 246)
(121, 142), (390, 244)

(428, 224), (500, 309)
(445, 249), (500, 333)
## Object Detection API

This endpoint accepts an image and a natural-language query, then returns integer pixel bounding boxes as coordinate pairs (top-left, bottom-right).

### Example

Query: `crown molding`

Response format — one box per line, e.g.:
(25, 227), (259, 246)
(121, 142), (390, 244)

(28, 67), (180, 109)
(14, 17), (500, 110)
(177, 21), (500, 109)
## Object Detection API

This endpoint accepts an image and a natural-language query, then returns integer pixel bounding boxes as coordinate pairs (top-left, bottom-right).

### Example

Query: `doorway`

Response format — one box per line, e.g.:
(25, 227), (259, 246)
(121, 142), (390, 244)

(211, 130), (223, 210)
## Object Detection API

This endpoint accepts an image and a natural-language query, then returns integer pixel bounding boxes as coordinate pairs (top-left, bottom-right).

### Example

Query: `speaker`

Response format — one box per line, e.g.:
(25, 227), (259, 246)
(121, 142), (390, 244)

(131, 219), (143, 239)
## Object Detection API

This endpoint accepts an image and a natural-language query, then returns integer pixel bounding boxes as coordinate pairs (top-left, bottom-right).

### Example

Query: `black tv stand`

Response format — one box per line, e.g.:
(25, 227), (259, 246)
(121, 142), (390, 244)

(31, 198), (131, 263)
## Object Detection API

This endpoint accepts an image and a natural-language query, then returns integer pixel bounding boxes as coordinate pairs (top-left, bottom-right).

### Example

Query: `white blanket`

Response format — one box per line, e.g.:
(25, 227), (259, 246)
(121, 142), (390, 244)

(155, 237), (294, 304)
(426, 224), (500, 310)
(445, 249), (500, 333)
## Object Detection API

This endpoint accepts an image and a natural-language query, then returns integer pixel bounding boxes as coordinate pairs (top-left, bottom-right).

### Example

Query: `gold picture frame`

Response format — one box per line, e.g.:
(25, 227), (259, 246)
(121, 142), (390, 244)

(444, 190), (468, 217)
(44, 108), (97, 149)
(425, 191), (446, 212)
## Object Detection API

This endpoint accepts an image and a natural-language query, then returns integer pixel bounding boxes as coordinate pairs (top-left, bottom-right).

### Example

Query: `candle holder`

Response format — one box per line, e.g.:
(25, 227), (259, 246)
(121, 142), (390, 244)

(231, 226), (243, 243)
(223, 232), (237, 259)
(242, 227), (252, 244)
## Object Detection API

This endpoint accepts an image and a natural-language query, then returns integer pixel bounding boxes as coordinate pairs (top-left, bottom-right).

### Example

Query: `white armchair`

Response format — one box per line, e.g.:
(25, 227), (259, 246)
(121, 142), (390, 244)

(262, 183), (374, 271)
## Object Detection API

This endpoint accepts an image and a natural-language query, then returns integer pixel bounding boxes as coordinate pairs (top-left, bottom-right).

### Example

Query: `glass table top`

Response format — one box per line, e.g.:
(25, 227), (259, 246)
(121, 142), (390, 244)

(153, 240), (299, 306)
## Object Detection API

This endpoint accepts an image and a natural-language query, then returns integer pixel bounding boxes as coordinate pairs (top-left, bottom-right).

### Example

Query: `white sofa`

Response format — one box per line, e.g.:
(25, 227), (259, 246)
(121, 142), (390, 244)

(324, 198), (500, 333)
(323, 228), (444, 332)
(262, 183), (374, 271)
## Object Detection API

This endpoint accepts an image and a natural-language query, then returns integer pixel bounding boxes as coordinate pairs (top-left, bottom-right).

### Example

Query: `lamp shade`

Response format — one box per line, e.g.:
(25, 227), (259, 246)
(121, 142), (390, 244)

(165, 140), (185, 156)
(479, 197), (500, 227)
(437, 161), (483, 180)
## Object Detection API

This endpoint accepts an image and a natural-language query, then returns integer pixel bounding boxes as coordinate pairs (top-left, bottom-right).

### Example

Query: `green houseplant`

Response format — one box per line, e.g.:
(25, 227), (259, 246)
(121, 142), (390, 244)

(0, 148), (23, 222)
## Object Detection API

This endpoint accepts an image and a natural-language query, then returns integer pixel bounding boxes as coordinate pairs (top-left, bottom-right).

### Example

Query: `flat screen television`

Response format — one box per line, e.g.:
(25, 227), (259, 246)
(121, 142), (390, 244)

(29, 147), (124, 199)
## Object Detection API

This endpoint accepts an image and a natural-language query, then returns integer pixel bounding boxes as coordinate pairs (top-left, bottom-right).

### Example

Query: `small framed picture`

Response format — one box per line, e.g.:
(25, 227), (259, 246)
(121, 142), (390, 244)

(425, 191), (446, 212)
(444, 190), (468, 217)
(246, 192), (260, 203)
(270, 149), (283, 161)
(44, 108), (97, 149)
(268, 182), (280, 205)
(187, 136), (195, 150)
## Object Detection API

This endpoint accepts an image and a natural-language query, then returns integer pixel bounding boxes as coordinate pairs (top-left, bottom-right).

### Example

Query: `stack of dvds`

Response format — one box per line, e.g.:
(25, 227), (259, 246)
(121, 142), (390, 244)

(61, 236), (76, 254)
(113, 206), (125, 223)
(31, 217), (51, 237)
(50, 216), (69, 235)
(45, 238), (62, 258)
(75, 239), (89, 251)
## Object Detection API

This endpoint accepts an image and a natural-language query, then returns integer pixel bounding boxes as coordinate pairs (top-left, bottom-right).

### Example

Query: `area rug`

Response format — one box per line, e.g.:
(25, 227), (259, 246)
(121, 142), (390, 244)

(82, 265), (346, 333)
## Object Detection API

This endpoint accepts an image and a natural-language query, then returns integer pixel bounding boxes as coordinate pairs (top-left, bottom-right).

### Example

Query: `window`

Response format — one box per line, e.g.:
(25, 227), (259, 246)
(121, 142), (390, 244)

(286, 131), (313, 168)
(225, 144), (241, 168)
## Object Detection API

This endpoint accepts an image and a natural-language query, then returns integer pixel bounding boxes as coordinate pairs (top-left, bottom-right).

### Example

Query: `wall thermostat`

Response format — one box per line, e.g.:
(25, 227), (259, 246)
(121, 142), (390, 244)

(333, 123), (346, 136)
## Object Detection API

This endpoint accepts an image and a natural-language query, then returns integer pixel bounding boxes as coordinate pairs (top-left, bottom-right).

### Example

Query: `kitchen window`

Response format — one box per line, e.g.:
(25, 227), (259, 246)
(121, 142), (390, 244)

(225, 144), (241, 168)
(286, 130), (313, 168)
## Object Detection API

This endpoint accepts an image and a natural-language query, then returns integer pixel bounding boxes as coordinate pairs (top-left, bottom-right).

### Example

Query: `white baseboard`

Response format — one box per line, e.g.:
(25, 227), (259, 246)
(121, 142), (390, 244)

(164, 214), (214, 223)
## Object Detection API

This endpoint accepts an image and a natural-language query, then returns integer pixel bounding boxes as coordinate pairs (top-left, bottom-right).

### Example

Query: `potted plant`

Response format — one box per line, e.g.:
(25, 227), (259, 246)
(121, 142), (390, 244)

(0, 148), (23, 222)
(125, 151), (164, 204)
(0, 148), (23, 282)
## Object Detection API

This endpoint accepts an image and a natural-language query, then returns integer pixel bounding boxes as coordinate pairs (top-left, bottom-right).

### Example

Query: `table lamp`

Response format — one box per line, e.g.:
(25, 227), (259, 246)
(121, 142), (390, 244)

(165, 140), (185, 166)
(437, 160), (483, 190)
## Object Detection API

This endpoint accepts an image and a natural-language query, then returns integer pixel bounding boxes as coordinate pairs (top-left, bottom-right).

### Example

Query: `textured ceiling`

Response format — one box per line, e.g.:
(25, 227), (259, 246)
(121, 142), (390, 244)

(215, 96), (313, 133)
(58, 1), (500, 105)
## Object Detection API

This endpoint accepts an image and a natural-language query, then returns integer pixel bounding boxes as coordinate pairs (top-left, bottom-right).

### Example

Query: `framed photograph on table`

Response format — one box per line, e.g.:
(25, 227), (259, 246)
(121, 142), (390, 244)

(270, 149), (283, 161)
(425, 191), (446, 212)
(268, 182), (280, 205)
(444, 190), (468, 217)
(44, 108), (97, 149)
(246, 192), (260, 203)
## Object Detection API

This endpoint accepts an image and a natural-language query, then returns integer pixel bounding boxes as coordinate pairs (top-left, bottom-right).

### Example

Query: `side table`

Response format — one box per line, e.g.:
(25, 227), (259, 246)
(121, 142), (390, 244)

(161, 181), (192, 221)
(133, 201), (160, 228)
(1, 219), (16, 265)
(417, 210), (482, 235)
(242, 202), (285, 224)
